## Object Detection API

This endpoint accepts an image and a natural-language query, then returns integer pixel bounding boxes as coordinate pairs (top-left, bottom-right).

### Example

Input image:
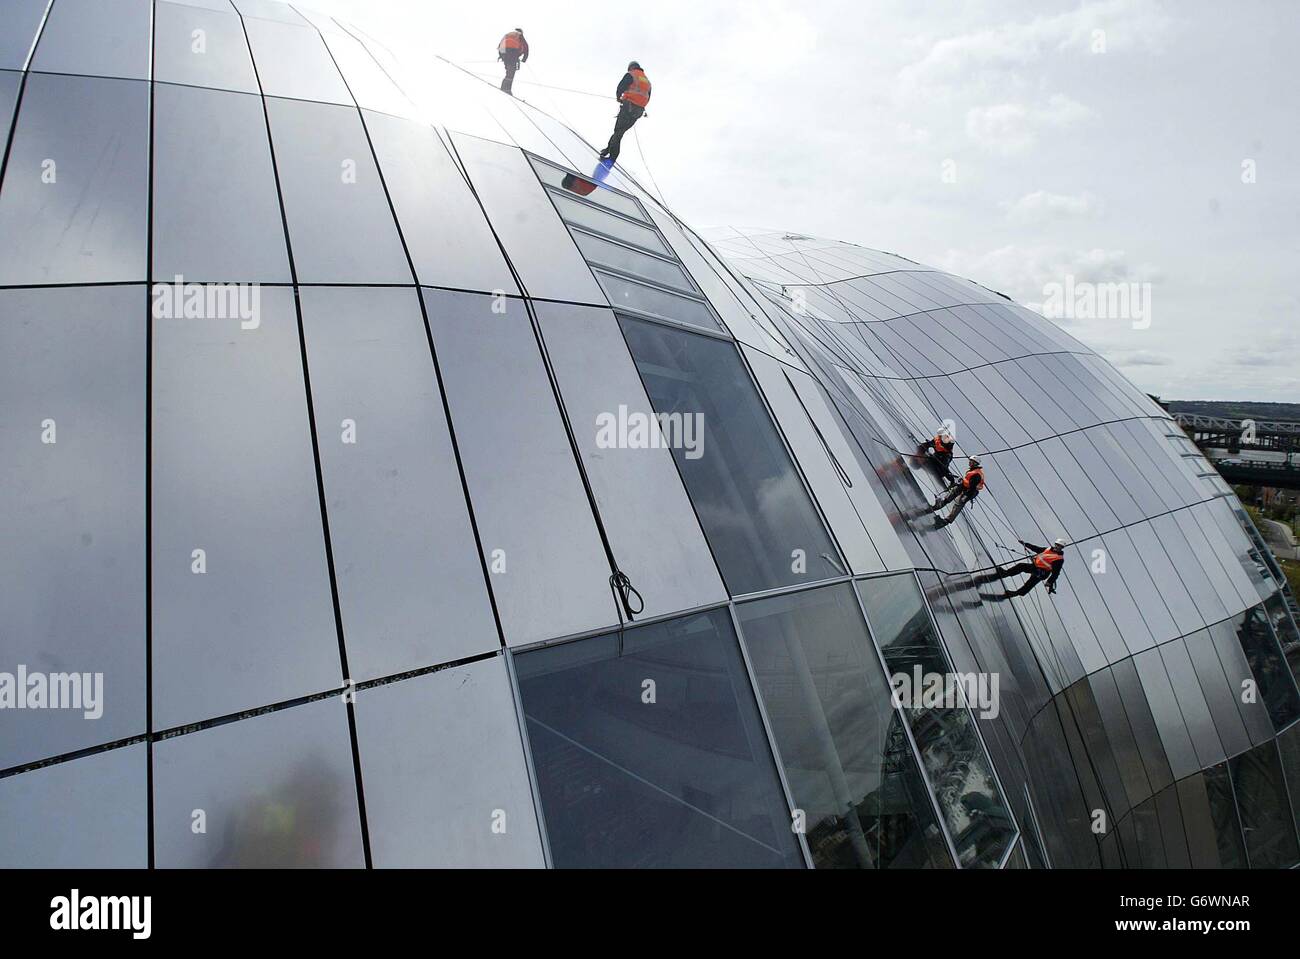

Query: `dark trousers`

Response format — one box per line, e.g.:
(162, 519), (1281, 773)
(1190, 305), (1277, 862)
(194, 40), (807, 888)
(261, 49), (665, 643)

(602, 102), (644, 162)
(500, 55), (520, 95)
(975, 562), (1047, 597)
(933, 485), (976, 523)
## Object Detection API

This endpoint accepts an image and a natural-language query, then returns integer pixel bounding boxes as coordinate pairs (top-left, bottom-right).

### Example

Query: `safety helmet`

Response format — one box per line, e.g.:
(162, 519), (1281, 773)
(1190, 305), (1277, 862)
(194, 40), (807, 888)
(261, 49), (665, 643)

(628, 61), (642, 70)
(968, 456), (981, 467)
(1052, 537), (1067, 549)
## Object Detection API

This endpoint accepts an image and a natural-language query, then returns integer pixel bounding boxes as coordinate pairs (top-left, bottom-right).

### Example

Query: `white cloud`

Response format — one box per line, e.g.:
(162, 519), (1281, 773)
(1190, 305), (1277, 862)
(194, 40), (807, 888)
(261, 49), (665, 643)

(966, 94), (1093, 154)
(898, 0), (1174, 100)
(1110, 349), (1173, 367)
(1004, 189), (1099, 220)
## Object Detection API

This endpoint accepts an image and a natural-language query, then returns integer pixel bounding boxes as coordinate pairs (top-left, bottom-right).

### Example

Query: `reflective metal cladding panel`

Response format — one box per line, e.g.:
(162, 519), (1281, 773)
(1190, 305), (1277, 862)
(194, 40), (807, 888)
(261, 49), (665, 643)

(3, 3), (1299, 872)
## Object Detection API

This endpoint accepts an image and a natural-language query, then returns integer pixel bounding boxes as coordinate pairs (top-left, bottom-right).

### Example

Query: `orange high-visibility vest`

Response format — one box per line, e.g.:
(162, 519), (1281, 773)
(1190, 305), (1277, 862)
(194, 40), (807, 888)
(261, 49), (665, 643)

(933, 433), (951, 455)
(1034, 548), (1062, 572)
(499, 31), (524, 55)
(961, 467), (984, 492)
(621, 68), (651, 107)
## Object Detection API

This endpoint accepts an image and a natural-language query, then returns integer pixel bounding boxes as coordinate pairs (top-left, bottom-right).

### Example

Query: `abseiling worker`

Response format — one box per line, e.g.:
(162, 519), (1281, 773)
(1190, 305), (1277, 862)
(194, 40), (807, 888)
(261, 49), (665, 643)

(922, 428), (955, 478)
(931, 456), (984, 527)
(599, 61), (651, 165)
(498, 28), (529, 96)
(976, 538), (1067, 599)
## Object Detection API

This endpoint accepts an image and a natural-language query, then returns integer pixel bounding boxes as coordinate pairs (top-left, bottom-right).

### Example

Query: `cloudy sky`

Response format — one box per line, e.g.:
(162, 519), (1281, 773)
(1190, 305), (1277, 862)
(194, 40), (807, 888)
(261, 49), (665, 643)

(306, 0), (1299, 402)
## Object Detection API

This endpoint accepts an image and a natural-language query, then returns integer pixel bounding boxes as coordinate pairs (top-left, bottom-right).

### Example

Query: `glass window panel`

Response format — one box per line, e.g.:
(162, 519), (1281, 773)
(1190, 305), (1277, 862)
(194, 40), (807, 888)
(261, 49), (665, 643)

(1264, 591), (1300, 684)
(1208, 618), (1277, 745)
(423, 289), (617, 646)
(231, 0), (304, 22)
(361, 111), (517, 294)
(1110, 658), (1174, 792)
(1204, 500), (1274, 604)
(1079, 535), (1154, 655)
(1029, 354), (1111, 425)
(152, 83), (290, 282)
(795, 374), (912, 570)
(1089, 669), (1157, 806)
(1010, 354), (1088, 427)
(572, 230), (695, 294)
(1182, 503), (1258, 611)
(649, 208), (795, 353)
(1184, 628), (1253, 758)
(870, 320), (943, 376)
(1151, 513), (1229, 625)
(0, 71), (17, 132)
(1066, 679), (1132, 816)
(596, 271), (721, 332)
(153, 697), (365, 867)
(548, 190), (671, 255)
(1035, 437), (1119, 533)
(308, 22), (418, 119)
(1154, 782), (1191, 868)
(0, 745), (147, 867)
(0, 73), (148, 285)
(1125, 523), (1203, 636)
(1014, 443), (1096, 539)
(153, 1), (259, 93)
(535, 301), (726, 620)
(451, 133), (606, 304)
(529, 157), (649, 222)
(1157, 639), (1225, 768)
(1097, 531), (1175, 646)
(1110, 420), (1183, 510)
(152, 286), (339, 728)
(30, 0), (151, 80)
(973, 366), (1054, 440)
(1133, 648), (1200, 779)
(971, 304), (1041, 357)
(0, 287), (145, 769)
(0, 0), (47, 70)
(620, 316), (841, 595)
(997, 360), (1077, 434)
(1203, 762), (1250, 868)
(354, 656), (544, 867)
(263, 96), (409, 283)
(737, 584), (953, 868)
(1175, 773), (1228, 868)
(1233, 604), (1300, 730)
(1279, 723), (1300, 841)
(905, 311), (986, 370)
(299, 287), (499, 677)
(1229, 741), (1300, 868)
(240, 17), (351, 104)
(515, 608), (805, 868)
(1090, 427), (1165, 516)
(1003, 842), (1027, 868)
(856, 574), (1017, 867)
(745, 350), (881, 575)
(1124, 793), (1166, 867)
(920, 376), (1006, 450)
